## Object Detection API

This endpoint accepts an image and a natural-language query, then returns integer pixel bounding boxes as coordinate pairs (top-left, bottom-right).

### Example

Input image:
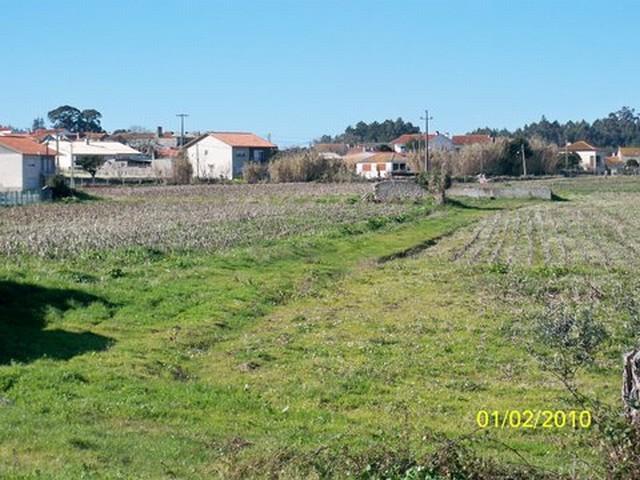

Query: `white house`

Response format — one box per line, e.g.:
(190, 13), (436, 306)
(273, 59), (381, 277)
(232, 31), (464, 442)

(614, 147), (640, 166)
(565, 140), (605, 173)
(389, 132), (453, 153)
(0, 135), (56, 191)
(45, 139), (142, 172)
(184, 132), (277, 179)
(355, 152), (409, 179)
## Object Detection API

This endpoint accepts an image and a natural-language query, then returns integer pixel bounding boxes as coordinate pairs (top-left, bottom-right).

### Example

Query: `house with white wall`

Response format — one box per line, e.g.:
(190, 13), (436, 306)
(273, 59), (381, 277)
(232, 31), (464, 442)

(45, 139), (142, 172)
(184, 132), (277, 180)
(565, 140), (605, 173)
(389, 133), (453, 153)
(355, 152), (409, 179)
(0, 136), (56, 191)
(613, 147), (640, 166)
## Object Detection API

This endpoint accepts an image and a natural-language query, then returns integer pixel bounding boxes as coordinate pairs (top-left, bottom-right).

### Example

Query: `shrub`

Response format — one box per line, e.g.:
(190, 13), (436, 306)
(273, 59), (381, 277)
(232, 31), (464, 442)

(268, 150), (354, 183)
(172, 152), (193, 184)
(242, 162), (269, 184)
(416, 167), (452, 205)
(45, 174), (73, 199)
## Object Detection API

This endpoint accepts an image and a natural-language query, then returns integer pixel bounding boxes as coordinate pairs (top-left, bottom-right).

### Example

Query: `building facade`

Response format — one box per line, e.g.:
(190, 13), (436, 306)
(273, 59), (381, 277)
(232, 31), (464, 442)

(355, 152), (409, 179)
(0, 136), (56, 191)
(184, 132), (277, 180)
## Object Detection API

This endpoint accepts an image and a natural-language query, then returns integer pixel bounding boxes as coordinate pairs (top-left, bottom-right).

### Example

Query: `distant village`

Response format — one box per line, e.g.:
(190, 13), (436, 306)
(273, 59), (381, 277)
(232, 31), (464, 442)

(0, 119), (639, 198)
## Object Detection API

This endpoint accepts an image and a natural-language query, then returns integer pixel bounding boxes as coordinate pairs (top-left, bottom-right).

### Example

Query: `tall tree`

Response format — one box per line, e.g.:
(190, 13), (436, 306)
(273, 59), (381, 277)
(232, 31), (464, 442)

(321, 117), (420, 144)
(79, 109), (103, 133)
(31, 117), (45, 131)
(47, 105), (103, 133)
(469, 107), (640, 149)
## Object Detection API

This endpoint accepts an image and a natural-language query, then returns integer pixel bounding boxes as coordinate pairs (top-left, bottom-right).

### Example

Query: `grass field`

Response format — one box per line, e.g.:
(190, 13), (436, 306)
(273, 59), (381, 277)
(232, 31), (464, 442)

(1, 178), (638, 479)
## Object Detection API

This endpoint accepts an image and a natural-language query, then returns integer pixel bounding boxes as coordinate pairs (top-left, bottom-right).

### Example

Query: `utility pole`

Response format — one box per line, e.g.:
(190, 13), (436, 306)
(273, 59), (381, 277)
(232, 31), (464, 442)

(420, 109), (433, 172)
(521, 142), (527, 176)
(69, 140), (75, 190)
(176, 113), (189, 147)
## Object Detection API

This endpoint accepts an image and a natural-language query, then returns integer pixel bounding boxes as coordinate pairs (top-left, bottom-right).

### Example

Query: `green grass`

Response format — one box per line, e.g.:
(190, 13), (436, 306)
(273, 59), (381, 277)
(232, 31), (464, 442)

(2, 178), (637, 478)
(1, 195), (530, 479)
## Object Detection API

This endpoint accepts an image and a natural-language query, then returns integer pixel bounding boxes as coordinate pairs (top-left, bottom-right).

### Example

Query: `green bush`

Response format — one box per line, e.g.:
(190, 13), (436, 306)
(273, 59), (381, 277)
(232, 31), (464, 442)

(45, 174), (73, 199)
(416, 168), (451, 204)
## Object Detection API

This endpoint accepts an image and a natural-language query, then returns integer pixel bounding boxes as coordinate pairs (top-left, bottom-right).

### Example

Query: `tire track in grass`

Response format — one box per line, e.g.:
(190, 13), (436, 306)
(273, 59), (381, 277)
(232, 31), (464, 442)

(451, 219), (487, 262)
(503, 210), (524, 266)
(465, 214), (500, 265)
(489, 212), (511, 264)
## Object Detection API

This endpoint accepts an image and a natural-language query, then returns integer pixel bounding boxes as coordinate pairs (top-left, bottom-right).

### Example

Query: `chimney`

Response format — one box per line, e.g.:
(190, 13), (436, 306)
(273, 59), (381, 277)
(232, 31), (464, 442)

(157, 126), (163, 138)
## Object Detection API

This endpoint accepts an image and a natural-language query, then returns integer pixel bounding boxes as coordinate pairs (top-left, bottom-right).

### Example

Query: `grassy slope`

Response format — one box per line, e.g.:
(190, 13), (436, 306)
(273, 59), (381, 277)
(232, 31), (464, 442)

(0, 199), (530, 479)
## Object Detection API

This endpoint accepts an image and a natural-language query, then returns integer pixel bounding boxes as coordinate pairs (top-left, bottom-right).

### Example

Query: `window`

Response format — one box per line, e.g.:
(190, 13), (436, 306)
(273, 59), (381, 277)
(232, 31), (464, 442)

(362, 164), (371, 172)
(377, 163), (386, 172)
(253, 150), (264, 162)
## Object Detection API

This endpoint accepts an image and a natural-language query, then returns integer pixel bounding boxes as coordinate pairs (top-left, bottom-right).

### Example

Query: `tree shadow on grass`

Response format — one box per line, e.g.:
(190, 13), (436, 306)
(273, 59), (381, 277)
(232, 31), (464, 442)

(445, 198), (506, 211)
(0, 280), (114, 365)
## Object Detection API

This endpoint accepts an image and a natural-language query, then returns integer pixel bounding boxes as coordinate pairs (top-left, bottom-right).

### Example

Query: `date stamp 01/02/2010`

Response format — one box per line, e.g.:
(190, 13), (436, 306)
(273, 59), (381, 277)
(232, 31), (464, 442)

(476, 409), (592, 430)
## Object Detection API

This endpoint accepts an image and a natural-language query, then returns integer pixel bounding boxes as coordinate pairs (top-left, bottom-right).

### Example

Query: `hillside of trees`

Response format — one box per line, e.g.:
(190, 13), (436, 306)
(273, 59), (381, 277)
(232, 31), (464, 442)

(317, 118), (420, 144)
(471, 107), (640, 148)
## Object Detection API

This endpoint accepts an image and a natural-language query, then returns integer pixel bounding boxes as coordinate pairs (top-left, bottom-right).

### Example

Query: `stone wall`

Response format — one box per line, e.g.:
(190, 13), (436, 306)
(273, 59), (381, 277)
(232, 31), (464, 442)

(374, 180), (427, 202)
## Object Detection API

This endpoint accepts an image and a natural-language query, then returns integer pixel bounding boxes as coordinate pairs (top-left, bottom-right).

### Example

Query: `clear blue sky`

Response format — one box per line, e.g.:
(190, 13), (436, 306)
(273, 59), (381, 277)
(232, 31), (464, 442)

(1, 0), (637, 146)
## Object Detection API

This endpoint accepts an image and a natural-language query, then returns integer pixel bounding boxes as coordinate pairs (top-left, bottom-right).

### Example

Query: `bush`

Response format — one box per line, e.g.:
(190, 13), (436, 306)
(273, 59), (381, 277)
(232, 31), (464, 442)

(407, 137), (561, 178)
(45, 174), (73, 199)
(172, 152), (193, 184)
(268, 150), (355, 183)
(416, 167), (452, 205)
(242, 162), (269, 184)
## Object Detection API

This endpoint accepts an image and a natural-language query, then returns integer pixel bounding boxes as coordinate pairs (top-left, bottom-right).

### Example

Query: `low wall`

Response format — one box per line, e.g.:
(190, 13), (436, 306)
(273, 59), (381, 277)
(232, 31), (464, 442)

(447, 185), (552, 200)
(374, 180), (427, 202)
(0, 189), (52, 207)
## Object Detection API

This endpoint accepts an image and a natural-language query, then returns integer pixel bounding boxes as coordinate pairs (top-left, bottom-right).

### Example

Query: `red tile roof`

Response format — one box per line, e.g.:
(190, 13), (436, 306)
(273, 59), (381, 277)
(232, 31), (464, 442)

(356, 152), (408, 163)
(452, 134), (492, 146)
(567, 140), (597, 152)
(0, 135), (57, 156)
(619, 147), (640, 157)
(390, 133), (435, 145)
(210, 132), (276, 148)
(606, 156), (625, 167)
(157, 147), (180, 158)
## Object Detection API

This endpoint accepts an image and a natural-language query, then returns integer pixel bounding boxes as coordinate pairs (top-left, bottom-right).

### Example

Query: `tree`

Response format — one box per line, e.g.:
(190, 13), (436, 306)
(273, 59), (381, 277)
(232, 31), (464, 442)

(75, 156), (103, 180)
(469, 107), (640, 149)
(172, 151), (193, 184)
(321, 117), (420, 144)
(47, 105), (103, 133)
(48, 105), (81, 131)
(31, 117), (45, 131)
(79, 109), (103, 132)
(416, 167), (452, 205)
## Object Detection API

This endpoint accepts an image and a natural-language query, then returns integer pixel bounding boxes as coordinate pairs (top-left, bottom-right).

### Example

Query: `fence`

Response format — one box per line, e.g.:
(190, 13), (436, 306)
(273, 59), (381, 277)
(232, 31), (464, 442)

(0, 189), (52, 207)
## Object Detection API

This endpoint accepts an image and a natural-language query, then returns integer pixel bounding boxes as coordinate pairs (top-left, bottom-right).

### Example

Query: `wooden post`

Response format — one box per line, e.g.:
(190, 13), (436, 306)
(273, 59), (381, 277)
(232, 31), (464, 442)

(623, 349), (640, 426)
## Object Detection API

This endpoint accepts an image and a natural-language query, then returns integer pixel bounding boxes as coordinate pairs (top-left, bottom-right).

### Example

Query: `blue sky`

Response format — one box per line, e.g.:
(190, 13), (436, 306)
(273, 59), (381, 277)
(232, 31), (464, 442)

(1, 0), (637, 146)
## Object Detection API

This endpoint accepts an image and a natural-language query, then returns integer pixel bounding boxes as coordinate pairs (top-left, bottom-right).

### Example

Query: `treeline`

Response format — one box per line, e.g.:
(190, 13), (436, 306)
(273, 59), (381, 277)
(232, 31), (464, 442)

(471, 107), (640, 148)
(317, 118), (420, 144)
